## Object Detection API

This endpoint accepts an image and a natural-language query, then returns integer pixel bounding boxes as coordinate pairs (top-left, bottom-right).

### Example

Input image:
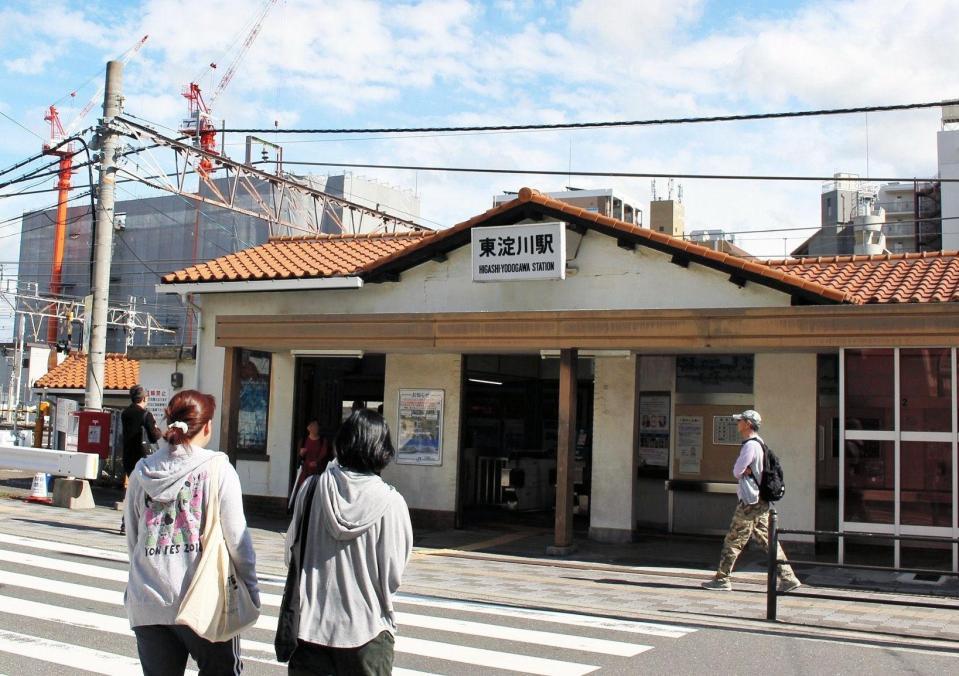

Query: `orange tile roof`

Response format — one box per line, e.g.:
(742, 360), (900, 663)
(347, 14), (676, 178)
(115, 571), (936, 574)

(763, 251), (959, 304)
(162, 232), (433, 283)
(160, 187), (959, 305)
(33, 353), (139, 391)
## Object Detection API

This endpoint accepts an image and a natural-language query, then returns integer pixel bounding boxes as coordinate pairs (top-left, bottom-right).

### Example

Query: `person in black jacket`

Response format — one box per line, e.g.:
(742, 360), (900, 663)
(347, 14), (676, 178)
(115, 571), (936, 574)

(120, 384), (161, 533)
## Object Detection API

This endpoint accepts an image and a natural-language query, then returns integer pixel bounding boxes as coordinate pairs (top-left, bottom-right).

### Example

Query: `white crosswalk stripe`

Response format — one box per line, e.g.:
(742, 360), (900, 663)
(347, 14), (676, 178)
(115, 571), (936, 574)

(0, 532), (695, 674)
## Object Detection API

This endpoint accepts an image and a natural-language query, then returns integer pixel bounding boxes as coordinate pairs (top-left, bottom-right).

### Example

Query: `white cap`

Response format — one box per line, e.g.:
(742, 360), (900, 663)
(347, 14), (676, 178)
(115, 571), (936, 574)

(732, 409), (762, 429)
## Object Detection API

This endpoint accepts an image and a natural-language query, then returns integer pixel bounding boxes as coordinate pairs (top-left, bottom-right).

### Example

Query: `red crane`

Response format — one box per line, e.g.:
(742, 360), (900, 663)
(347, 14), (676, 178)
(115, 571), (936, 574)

(42, 35), (148, 367)
(180, 0), (277, 176)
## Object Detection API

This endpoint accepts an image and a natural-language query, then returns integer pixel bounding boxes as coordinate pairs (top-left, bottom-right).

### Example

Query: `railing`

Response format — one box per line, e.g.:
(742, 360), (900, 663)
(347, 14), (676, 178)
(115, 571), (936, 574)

(766, 510), (959, 621)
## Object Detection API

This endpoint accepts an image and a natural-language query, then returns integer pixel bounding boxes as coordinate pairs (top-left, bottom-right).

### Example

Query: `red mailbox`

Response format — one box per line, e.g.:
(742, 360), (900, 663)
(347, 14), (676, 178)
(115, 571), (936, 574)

(77, 410), (113, 459)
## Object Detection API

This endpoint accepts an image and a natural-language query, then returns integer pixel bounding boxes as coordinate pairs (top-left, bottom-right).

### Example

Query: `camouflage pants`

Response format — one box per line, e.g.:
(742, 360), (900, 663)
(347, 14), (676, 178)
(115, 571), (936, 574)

(716, 500), (797, 581)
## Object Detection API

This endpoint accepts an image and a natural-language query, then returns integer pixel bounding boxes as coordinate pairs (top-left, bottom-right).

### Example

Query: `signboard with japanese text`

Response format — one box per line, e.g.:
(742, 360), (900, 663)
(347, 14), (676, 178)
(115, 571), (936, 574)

(676, 415), (703, 474)
(638, 392), (670, 468)
(712, 415), (740, 445)
(471, 222), (566, 282)
(145, 388), (170, 425)
(396, 389), (444, 465)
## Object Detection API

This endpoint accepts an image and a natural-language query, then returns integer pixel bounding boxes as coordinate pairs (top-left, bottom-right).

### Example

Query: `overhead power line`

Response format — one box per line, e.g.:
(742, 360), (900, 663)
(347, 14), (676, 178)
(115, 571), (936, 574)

(224, 99), (957, 135)
(263, 160), (950, 184)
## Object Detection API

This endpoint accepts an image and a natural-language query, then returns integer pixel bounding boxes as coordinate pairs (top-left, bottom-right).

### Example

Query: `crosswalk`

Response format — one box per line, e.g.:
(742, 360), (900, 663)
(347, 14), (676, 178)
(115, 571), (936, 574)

(0, 531), (696, 674)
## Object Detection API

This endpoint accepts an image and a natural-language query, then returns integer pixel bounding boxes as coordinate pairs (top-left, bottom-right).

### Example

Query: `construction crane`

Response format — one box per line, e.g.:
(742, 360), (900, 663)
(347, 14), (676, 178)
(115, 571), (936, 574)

(40, 35), (149, 369)
(180, 0), (277, 176)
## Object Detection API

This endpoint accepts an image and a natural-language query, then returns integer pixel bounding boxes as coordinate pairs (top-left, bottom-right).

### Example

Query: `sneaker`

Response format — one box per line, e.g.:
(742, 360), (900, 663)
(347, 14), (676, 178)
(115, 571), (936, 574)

(701, 577), (732, 591)
(778, 578), (802, 593)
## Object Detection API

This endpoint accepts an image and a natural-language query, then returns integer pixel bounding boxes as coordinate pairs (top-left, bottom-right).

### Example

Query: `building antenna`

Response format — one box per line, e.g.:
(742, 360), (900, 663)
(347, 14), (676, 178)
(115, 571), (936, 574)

(865, 112), (870, 178)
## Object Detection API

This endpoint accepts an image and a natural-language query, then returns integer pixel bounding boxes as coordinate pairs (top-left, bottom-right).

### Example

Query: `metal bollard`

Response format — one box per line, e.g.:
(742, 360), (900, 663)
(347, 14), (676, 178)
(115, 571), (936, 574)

(767, 507), (778, 621)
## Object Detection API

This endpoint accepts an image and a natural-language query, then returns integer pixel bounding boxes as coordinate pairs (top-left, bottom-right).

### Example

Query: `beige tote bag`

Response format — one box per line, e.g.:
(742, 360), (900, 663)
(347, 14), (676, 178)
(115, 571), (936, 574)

(175, 455), (259, 642)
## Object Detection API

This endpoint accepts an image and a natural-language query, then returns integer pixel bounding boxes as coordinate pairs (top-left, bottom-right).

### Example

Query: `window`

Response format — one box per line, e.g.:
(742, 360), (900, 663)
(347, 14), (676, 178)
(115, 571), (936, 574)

(234, 348), (271, 455)
(844, 349), (894, 430)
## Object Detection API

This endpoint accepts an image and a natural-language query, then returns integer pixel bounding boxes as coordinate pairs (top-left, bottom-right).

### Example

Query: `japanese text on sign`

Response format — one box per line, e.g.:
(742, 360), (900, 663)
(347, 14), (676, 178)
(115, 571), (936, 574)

(471, 222), (566, 282)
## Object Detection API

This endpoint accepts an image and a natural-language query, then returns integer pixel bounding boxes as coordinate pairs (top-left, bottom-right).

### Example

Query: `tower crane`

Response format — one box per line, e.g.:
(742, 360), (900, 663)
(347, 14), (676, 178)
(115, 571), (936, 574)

(180, 0), (277, 176)
(40, 35), (148, 368)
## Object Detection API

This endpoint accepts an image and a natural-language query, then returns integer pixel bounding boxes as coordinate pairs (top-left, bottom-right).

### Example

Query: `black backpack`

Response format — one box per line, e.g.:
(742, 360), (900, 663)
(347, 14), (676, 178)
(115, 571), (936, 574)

(750, 439), (785, 502)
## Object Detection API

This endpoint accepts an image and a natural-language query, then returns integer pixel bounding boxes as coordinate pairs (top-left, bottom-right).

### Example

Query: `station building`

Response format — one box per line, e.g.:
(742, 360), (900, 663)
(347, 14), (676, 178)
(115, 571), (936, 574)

(160, 187), (959, 572)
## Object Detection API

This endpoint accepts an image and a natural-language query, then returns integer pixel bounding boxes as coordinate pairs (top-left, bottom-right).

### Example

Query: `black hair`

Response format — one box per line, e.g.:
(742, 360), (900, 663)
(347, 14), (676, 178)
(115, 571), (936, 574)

(334, 409), (395, 474)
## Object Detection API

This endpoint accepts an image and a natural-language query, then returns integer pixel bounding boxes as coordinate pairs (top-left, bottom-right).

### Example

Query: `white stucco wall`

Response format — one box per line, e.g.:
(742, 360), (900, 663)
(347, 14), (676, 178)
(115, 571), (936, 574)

(381, 353), (462, 517)
(235, 352), (295, 498)
(754, 352), (817, 540)
(589, 355), (639, 541)
(136, 359), (197, 402)
(194, 229), (792, 320)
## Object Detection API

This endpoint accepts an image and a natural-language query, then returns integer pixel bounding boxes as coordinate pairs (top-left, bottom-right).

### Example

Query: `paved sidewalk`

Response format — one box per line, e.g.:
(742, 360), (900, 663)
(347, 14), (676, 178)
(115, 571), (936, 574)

(1, 478), (957, 652)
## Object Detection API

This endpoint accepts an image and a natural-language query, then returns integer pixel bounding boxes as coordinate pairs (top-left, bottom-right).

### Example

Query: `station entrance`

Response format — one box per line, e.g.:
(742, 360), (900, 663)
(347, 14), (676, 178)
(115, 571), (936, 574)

(458, 354), (594, 528)
(290, 355), (385, 494)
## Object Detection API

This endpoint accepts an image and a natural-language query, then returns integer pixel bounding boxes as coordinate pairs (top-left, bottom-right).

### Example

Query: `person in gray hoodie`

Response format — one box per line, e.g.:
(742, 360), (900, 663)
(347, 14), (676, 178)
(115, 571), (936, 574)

(285, 408), (413, 676)
(124, 390), (260, 675)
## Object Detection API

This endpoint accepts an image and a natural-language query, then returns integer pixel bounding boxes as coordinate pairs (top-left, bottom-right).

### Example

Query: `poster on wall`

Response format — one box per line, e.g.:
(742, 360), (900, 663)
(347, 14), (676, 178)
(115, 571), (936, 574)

(236, 349), (271, 452)
(145, 388), (169, 425)
(638, 392), (670, 468)
(396, 389), (444, 465)
(713, 415), (740, 445)
(676, 415), (703, 474)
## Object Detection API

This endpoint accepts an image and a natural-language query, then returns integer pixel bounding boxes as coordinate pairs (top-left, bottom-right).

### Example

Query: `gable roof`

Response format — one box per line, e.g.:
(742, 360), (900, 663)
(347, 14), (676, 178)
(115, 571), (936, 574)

(161, 187), (959, 305)
(33, 353), (139, 392)
(763, 251), (959, 304)
(162, 231), (431, 284)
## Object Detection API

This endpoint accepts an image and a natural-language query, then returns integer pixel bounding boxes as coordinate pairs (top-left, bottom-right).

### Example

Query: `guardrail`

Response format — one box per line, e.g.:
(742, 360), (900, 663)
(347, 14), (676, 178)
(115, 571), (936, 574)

(766, 510), (959, 620)
(0, 444), (99, 480)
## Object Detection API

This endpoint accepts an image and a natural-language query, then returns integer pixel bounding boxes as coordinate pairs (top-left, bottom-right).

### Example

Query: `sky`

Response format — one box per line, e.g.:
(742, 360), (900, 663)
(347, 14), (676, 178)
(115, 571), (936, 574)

(1, 0), (958, 335)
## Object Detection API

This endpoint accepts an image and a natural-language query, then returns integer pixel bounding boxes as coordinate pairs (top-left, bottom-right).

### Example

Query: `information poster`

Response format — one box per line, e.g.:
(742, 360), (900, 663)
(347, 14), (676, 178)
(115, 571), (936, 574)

(237, 349), (271, 452)
(397, 389), (444, 465)
(676, 415), (703, 474)
(713, 415), (740, 445)
(638, 392), (670, 468)
(146, 388), (170, 425)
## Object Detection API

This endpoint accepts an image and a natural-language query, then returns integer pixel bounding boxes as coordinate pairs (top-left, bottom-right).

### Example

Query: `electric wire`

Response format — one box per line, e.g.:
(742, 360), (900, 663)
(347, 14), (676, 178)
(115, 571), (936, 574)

(223, 99), (957, 135)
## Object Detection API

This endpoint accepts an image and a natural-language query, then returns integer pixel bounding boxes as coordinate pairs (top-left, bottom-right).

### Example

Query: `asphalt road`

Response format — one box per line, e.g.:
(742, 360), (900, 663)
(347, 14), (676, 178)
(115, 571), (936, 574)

(1, 524), (957, 675)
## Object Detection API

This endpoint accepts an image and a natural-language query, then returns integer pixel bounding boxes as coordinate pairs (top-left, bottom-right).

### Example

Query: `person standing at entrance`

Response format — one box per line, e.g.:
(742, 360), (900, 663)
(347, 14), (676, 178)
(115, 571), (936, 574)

(289, 420), (331, 511)
(121, 385), (161, 533)
(702, 409), (802, 593)
(284, 409), (413, 675)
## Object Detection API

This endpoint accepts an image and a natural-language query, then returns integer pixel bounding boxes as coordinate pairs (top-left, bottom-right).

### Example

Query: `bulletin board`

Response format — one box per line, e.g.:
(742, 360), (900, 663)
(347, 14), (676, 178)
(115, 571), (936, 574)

(672, 403), (750, 481)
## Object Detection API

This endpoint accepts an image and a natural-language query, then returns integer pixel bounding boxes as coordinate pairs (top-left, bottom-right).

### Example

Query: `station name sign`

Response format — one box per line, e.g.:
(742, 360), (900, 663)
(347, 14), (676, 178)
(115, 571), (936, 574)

(470, 222), (567, 282)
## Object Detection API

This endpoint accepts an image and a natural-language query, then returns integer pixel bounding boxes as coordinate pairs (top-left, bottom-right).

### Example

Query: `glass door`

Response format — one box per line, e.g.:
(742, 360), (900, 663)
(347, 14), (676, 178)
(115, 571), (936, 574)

(841, 348), (958, 572)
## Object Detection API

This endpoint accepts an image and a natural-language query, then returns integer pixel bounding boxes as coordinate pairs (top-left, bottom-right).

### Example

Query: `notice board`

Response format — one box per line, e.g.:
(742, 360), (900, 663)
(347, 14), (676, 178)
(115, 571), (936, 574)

(672, 403), (750, 481)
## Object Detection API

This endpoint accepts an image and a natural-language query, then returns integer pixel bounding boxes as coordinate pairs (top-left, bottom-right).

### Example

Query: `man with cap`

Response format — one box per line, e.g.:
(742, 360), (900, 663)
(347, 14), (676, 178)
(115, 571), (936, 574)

(701, 409), (802, 592)
(120, 385), (161, 533)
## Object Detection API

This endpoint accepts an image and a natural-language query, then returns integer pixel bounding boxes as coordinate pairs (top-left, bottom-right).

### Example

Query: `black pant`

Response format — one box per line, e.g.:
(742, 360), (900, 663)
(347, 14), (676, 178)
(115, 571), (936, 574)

(288, 631), (394, 676)
(133, 625), (242, 676)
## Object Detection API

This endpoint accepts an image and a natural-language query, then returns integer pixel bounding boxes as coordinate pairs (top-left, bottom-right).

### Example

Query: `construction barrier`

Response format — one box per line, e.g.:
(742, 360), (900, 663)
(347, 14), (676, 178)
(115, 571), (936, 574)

(26, 472), (52, 504)
(0, 444), (99, 480)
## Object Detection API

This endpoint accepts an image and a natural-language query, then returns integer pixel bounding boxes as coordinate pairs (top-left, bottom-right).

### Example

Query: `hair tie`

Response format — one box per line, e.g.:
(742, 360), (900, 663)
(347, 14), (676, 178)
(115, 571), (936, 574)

(169, 421), (189, 433)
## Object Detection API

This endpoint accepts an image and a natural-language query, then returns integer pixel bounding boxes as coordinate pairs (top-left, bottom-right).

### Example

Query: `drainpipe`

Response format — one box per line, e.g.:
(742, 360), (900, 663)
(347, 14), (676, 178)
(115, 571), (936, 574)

(180, 293), (202, 393)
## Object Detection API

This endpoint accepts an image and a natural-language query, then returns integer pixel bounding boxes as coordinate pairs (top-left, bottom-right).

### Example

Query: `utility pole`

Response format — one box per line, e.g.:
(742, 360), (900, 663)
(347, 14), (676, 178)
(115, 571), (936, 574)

(85, 60), (123, 411)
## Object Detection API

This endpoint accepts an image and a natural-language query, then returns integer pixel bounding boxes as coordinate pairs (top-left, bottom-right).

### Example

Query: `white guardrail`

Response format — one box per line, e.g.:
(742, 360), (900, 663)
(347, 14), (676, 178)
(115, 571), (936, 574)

(0, 445), (99, 480)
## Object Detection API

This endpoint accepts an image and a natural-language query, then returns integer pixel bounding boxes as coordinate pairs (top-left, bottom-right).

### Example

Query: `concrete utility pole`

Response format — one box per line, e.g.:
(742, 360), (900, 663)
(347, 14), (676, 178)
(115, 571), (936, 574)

(85, 60), (123, 411)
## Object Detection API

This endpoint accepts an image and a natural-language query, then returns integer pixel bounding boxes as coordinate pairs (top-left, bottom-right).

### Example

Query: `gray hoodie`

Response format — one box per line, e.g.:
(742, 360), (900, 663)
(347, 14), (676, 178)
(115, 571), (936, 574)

(124, 444), (259, 628)
(285, 458), (413, 648)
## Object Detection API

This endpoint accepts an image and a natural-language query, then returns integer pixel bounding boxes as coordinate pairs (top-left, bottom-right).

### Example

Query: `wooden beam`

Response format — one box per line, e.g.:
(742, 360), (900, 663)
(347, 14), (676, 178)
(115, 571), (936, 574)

(219, 347), (238, 465)
(729, 274), (746, 288)
(617, 238), (636, 251)
(671, 254), (689, 268)
(552, 348), (578, 552)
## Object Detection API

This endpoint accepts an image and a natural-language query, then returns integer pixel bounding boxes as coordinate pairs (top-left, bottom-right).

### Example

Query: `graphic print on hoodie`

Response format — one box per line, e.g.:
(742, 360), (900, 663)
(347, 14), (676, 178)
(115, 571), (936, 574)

(143, 469), (206, 554)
